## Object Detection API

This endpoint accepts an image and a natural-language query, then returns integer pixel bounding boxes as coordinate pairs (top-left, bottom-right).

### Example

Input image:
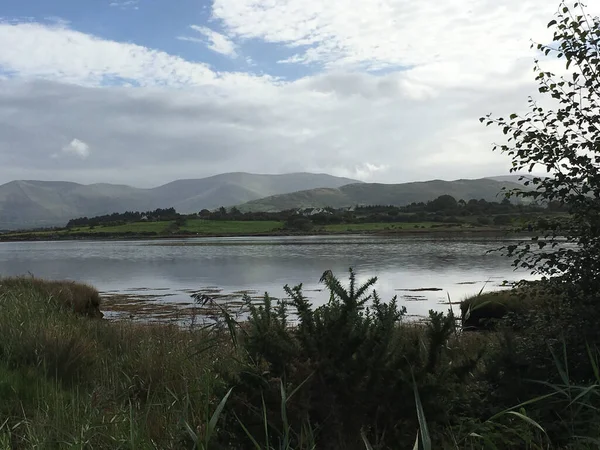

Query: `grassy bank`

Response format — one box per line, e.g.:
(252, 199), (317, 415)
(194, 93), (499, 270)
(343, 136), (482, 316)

(1, 275), (599, 448)
(0, 277), (237, 449)
(0, 219), (518, 242)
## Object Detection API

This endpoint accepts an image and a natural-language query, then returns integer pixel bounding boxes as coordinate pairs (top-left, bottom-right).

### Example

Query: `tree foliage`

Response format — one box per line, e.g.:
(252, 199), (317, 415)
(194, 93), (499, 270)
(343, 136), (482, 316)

(482, 2), (600, 292)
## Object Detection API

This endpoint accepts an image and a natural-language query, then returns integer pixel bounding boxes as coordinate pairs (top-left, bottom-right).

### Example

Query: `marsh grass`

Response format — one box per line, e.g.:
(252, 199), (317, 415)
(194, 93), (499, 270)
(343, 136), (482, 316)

(0, 276), (103, 318)
(460, 281), (555, 330)
(0, 278), (238, 449)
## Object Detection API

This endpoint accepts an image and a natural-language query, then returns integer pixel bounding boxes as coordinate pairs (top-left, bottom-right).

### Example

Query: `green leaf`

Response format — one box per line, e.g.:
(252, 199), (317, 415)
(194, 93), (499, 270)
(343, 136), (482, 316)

(413, 433), (420, 450)
(548, 19), (557, 27)
(488, 392), (559, 422)
(205, 388), (233, 444)
(586, 342), (600, 382)
(505, 411), (547, 434)
(235, 413), (263, 450)
(286, 373), (314, 403)
(548, 341), (570, 387)
(361, 429), (375, 450)
(569, 384), (599, 407)
(412, 369), (431, 450)
(183, 420), (199, 446)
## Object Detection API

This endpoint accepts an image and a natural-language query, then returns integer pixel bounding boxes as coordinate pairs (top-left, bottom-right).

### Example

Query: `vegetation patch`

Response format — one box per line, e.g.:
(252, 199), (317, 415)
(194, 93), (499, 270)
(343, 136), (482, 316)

(0, 276), (103, 318)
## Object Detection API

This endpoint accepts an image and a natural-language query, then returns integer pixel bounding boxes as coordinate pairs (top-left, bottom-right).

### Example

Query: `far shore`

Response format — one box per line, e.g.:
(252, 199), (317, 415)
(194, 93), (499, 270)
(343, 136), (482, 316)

(0, 226), (533, 243)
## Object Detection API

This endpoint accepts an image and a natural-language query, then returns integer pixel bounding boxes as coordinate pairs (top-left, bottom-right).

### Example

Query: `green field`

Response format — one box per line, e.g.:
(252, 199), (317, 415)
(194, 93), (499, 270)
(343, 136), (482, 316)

(1, 219), (503, 241)
(322, 222), (461, 232)
(182, 219), (283, 234)
(71, 221), (171, 234)
(68, 219), (284, 235)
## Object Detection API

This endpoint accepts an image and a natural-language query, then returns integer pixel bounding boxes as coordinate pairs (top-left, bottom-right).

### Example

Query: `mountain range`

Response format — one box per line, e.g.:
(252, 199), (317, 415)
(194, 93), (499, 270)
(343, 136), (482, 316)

(0, 173), (525, 230)
(0, 173), (358, 230)
(238, 178), (524, 212)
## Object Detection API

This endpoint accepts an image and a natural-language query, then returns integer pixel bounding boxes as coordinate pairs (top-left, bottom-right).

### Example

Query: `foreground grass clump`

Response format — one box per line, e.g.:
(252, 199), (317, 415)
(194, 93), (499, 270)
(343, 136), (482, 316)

(0, 276), (103, 318)
(460, 281), (555, 330)
(0, 278), (237, 449)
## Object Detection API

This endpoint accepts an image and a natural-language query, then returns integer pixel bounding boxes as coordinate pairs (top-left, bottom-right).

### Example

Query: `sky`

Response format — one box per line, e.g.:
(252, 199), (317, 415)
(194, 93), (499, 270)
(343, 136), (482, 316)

(0, 0), (598, 187)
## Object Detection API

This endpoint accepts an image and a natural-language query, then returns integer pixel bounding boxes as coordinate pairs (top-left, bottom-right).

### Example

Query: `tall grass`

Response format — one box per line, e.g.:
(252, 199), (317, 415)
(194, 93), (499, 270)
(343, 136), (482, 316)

(0, 276), (103, 317)
(0, 278), (237, 449)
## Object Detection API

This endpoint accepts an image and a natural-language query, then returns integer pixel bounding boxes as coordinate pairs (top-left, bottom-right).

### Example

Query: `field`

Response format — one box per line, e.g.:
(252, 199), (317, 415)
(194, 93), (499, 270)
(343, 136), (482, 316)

(0, 218), (512, 241)
(71, 221), (172, 234)
(321, 222), (458, 232)
(182, 219), (284, 234)
(3, 220), (286, 238)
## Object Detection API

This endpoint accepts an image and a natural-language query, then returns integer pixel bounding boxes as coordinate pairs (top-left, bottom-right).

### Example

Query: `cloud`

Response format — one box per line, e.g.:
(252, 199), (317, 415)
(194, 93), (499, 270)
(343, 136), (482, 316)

(212, 0), (600, 87)
(1, 4), (598, 188)
(0, 73), (527, 187)
(54, 139), (91, 159)
(353, 163), (390, 181)
(179, 26), (238, 58)
(0, 21), (225, 87)
(109, 1), (139, 10)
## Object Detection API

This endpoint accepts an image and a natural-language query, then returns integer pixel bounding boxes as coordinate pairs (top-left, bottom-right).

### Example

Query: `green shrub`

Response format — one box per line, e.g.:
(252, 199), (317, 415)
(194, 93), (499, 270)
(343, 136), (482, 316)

(493, 215), (512, 226)
(284, 216), (314, 232)
(476, 216), (491, 225)
(225, 269), (483, 449)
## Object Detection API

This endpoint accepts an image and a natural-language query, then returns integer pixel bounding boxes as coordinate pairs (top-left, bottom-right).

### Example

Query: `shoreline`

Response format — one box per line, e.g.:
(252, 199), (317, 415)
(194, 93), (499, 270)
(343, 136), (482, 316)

(0, 226), (533, 243)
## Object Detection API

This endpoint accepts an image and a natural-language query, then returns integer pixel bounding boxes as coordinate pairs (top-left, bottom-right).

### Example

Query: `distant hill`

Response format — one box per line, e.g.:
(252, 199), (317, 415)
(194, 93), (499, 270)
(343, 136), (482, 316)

(238, 178), (525, 212)
(0, 173), (359, 230)
(487, 174), (546, 185)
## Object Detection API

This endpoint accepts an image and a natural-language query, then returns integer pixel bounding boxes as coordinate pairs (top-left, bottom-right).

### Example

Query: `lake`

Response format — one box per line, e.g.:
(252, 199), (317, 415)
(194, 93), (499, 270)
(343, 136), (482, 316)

(0, 235), (535, 322)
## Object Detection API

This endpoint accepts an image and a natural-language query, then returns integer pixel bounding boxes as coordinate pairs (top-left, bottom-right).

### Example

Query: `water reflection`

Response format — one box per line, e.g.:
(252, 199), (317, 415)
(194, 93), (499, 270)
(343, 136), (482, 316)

(0, 235), (534, 317)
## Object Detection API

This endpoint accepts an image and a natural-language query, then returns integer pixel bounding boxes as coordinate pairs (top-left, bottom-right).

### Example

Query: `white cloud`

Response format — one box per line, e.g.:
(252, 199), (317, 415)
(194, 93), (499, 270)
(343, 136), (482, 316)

(0, 21), (220, 87)
(0, 74), (521, 187)
(53, 138), (91, 159)
(109, 1), (139, 10)
(212, 0), (600, 91)
(179, 26), (238, 58)
(353, 163), (390, 181)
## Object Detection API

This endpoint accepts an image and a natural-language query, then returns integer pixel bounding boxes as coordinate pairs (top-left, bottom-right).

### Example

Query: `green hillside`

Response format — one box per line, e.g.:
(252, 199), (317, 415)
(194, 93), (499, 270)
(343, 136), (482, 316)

(238, 178), (525, 212)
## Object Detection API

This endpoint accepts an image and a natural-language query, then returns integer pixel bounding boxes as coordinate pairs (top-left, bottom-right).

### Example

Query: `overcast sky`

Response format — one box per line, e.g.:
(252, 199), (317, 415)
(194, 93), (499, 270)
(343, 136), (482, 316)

(0, 0), (597, 187)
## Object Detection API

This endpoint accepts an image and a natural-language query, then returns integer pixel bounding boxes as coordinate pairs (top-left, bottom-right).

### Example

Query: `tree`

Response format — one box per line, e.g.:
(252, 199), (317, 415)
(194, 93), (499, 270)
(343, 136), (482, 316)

(427, 195), (458, 212)
(284, 215), (314, 232)
(482, 2), (600, 292)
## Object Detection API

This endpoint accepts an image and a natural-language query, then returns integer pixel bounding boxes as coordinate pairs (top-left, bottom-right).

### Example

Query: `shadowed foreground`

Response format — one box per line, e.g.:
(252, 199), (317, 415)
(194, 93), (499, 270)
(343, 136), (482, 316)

(0, 275), (599, 449)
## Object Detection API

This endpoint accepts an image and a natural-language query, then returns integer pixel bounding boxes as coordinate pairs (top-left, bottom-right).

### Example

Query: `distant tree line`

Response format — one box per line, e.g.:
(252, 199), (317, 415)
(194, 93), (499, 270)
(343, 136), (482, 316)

(66, 195), (566, 231)
(66, 208), (179, 228)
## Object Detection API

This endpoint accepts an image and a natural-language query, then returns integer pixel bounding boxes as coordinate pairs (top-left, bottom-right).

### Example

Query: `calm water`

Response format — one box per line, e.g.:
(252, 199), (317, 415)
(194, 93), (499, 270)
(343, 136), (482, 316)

(0, 235), (535, 318)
